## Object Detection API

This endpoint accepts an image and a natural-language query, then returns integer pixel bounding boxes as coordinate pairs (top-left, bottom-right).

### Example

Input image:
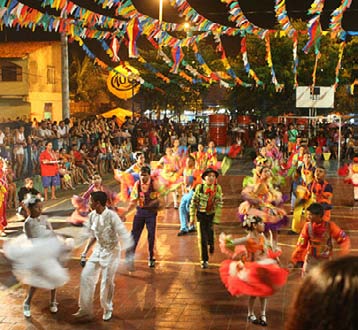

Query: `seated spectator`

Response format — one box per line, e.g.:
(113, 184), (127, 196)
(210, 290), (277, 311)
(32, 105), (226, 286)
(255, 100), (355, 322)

(70, 145), (91, 181)
(58, 164), (75, 190)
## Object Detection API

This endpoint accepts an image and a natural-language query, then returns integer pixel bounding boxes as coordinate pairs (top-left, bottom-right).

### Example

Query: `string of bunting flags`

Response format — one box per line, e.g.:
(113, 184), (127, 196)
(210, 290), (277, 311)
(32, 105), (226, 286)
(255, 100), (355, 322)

(0, 0), (357, 94)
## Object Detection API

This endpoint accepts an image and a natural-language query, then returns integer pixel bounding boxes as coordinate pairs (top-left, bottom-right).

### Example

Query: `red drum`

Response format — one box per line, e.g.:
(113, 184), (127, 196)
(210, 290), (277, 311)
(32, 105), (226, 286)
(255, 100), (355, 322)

(209, 114), (229, 146)
(266, 116), (279, 124)
(237, 115), (251, 124)
(296, 118), (308, 125)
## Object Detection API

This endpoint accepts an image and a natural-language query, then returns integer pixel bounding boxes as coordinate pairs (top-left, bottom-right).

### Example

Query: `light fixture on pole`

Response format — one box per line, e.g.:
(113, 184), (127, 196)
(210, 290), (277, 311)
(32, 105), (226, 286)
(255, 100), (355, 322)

(159, 0), (163, 25)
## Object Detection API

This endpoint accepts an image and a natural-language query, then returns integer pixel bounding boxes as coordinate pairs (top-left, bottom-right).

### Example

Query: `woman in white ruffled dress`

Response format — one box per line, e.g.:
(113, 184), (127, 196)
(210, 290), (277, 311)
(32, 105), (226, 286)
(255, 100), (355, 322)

(4, 195), (73, 318)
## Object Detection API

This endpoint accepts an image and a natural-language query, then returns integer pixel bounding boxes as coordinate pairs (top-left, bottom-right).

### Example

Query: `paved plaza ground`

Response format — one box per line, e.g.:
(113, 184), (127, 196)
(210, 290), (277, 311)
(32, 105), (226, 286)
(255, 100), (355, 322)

(0, 158), (357, 330)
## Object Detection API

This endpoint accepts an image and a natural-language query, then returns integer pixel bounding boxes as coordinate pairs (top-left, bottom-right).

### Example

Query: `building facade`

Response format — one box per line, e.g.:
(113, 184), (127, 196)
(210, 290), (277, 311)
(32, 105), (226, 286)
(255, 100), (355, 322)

(0, 41), (62, 122)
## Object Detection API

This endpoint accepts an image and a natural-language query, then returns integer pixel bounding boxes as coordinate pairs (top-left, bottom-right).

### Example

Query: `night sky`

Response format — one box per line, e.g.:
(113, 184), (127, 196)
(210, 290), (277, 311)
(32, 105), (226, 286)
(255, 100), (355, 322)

(0, 1), (357, 58)
(132, 0), (358, 31)
(0, 0), (357, 38)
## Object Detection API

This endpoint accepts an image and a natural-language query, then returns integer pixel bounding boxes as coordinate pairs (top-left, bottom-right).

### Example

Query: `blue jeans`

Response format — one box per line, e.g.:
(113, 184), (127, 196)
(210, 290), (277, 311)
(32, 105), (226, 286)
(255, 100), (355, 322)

(179, 190), (194, 232)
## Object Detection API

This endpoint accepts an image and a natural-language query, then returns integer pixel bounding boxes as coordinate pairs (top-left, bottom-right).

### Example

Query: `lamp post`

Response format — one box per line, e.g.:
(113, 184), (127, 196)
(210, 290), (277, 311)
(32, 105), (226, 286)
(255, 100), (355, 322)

(159, 0), (163, 24)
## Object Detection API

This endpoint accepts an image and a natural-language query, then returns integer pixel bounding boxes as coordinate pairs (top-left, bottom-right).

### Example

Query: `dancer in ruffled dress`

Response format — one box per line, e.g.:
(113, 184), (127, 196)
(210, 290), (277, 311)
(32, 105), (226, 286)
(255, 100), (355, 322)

(338, 156), (358, 202)
(158, 147), (181, 208)
(70, 175), (119, 225)
(219, 215), (288, 326)
(239, 166), (287, 243)
(4, 195), (73, 317)
(114, 151), (146, 202)
(0, 157), (8, 236)
(191, 144), (207, 171)
(206, 141), (219, 169)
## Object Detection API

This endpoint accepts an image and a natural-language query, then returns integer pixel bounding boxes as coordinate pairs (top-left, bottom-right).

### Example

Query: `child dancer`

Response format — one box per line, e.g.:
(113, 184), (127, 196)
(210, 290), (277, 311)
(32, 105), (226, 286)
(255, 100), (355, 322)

(219, 215), (288, 326)
(338, 156), (358, 202)
(290, 203), (350, 277)
(239, 166), (287, 244)
(69, 175), (116, 225)
(0, 157), (8, 236)
(4, 195), (73, 317)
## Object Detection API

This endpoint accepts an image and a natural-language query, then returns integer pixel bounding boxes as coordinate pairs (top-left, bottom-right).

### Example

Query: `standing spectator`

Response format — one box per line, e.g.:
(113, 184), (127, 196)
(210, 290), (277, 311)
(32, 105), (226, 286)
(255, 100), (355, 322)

(178, 132), (188, 152)
(148, 127), (160, 161)
(14, 126), (27, 178)
(189, 168), (223, 269)
(73, 191), (133, 321)
(0, 128), (5, 158)
(264, 124), (276, 140)
(57, 120), (69, 151)
(39, 142), (61, 201)
(288, 123), (299, 155)
(187, 131), (197, 152)
(4, 126), (13, 163)
(281, 125), (289, 159)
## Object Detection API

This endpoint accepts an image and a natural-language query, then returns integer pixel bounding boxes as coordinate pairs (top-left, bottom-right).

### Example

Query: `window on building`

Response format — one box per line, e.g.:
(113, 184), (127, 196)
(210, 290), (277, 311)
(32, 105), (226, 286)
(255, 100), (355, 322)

(44, 103), (53, 120)
(47, 66), (55, 84)
(0, 62), (22, 82)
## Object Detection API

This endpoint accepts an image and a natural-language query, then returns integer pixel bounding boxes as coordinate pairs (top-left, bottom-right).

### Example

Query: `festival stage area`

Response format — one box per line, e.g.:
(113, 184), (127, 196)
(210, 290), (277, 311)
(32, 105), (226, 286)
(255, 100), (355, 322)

(0, 163), (357, 330)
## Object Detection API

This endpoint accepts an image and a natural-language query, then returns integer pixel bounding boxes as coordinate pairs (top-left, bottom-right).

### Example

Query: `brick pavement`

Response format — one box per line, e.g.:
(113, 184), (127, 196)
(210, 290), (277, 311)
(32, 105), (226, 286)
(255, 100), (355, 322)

(0, 161), (357, 330)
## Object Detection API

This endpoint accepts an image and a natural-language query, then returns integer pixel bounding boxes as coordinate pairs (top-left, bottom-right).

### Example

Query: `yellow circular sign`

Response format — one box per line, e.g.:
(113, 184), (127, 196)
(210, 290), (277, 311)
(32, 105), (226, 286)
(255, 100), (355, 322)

(107, 63), (140, 100)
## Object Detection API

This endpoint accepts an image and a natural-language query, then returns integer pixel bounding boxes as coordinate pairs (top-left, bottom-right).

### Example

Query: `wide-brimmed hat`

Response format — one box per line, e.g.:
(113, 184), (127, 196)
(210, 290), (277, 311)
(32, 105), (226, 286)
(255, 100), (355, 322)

(201, 168), (219, 180)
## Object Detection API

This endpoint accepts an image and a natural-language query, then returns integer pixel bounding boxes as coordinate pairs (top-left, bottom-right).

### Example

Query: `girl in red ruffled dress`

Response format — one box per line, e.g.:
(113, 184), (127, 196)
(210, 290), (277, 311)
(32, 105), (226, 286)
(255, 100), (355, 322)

(219, 215), (288, 326)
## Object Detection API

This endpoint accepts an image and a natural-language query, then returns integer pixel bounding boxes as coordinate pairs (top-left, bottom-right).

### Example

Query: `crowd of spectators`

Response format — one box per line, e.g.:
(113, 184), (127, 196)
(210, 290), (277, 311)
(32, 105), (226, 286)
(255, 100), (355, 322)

(1, 113), (357, 208)
(236, 120), (358, 161)
(0, 115), (212, 207)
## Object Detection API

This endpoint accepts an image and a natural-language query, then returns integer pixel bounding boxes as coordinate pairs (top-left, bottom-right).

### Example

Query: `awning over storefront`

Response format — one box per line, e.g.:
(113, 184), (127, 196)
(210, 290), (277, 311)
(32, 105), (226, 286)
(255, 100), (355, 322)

(99, 107), (139, 126)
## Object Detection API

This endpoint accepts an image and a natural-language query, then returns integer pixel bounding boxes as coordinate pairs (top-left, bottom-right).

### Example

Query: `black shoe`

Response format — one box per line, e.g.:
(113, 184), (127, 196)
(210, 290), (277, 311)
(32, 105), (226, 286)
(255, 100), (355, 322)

(258, 315), (267, 326)
(294, 261), (304, 268)
(209, 245), (214, 254)
(287, 230), (298, 235)
(148, 259), (156, 268)
(188, 227), (197, 233)
(177, 230), (188, 237)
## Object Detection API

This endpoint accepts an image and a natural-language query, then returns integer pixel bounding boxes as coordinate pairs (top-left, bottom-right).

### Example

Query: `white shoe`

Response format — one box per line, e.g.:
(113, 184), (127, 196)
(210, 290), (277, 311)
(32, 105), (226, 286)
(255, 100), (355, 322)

(23, 303), (31, 318)
(103, 310), (112, 321)
(50, 302), (58, 313)
(73, 309), (94, 321)
(201, 261), (208, 269)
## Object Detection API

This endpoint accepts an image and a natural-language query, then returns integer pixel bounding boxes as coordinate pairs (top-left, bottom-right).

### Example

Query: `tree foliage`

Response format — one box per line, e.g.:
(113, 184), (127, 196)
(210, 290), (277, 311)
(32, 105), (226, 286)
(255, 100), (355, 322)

(69, 53), (110, 108)
(69, 19), (358, 116)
